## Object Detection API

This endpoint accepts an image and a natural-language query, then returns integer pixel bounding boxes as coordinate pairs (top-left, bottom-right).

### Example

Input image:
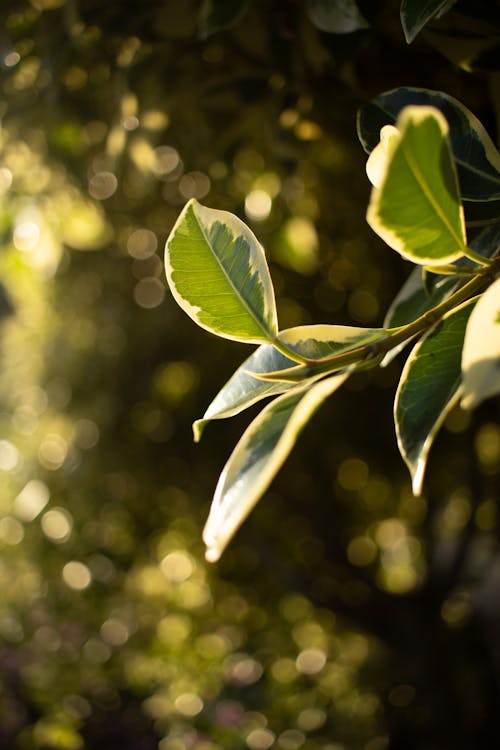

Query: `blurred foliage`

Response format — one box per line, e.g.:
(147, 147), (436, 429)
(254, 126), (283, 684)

(0, 0), (498, 749)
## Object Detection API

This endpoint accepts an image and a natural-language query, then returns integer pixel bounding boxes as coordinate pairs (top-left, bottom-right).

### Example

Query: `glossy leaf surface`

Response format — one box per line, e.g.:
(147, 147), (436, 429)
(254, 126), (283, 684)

(203, 374), (348, 562)
(461, 278), (500, 409)
(165, 199), (278, 344)
(358, 87), (500, 201)
(367, 106), (466, 265)
(395, 298), (476, 495)
(194, 324), (383, 439)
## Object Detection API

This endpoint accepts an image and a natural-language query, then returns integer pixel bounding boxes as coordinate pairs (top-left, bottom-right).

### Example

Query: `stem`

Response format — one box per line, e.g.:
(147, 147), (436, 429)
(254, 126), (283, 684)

(280, 256), (500, 379)
(423, 264), (478, 276)
(463, 246), (494, 266)
(270, 336), (311, 365)
(260, 253), (500, 384)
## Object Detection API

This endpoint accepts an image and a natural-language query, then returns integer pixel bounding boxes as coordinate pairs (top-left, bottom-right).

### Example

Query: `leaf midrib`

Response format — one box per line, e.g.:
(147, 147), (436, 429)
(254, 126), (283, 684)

(193, 208), (274, 341)
(400, 139), (465, 251)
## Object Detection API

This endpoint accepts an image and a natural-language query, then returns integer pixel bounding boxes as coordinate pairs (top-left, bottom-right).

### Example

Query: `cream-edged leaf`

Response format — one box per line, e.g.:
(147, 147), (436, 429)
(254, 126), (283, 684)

(203, 373), (348, 562)
(194, 324), (384, 439)
(165, 199), (278, 344)
(358, 87), (500, 202)
(461, 278), (500, 410)
(366, 125), (399, 188)
(395, 298), (476, 495)
(367, 106), (467, 265)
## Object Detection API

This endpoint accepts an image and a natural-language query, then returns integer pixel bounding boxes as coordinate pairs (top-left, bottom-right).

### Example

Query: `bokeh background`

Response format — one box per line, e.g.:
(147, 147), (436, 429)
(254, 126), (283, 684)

(0, 1), (499, 748)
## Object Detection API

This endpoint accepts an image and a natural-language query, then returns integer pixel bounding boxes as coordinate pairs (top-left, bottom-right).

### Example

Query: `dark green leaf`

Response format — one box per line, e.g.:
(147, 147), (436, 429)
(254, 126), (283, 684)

(357, 87), (500, 201)
(395, 298), (476, 494)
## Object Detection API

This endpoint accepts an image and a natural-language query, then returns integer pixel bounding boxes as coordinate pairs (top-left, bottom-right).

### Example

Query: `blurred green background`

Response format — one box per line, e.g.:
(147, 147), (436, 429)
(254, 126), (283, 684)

(0, 1), (499, 748)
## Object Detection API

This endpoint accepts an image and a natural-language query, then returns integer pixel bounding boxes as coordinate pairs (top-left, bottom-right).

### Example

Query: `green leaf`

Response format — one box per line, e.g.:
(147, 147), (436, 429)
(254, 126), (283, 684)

(357, 87), (500, 201)
(395, 298), (476, 495)
(400, 0), (456, 43)
(194, 324), (383, 440)
(202, 374), (348, 561)
(306, 0), (369, 33)
(382, 224), (500, 367)
(461, 278), (500, 409)
(384, 224), (500, 329)
(198, 0), (248, 39)
(367, 105), (467, 265)
(165, 199), (278, 344)
(193, 347), (295, 442)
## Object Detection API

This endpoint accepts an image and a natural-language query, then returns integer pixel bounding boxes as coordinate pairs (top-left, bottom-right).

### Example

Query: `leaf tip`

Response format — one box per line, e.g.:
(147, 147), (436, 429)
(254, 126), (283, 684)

(205, 545), (221, 563)
(411, 458), (426, 496)
(193, 419), (205, 443)
(203, 531), (222, 563)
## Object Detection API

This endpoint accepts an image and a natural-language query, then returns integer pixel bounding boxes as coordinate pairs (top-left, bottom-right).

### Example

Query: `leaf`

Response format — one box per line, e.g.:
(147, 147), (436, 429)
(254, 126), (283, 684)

(202, 373), (348, 562)
(165, 199), (278, 344)
(194, 348), (295, 442)
(367, 105), (467, 265)
(357, 87), (500, 201)
(194, 324), (383, 440)
(461, 278), (500, 409)
(400, 0), (456, 44)
(385, 223), (500, 329)
(382, 224), (500, 366)
(198, 0), (248, 39)
(306, 0), (369, 34)
(395, 298), (476, 495)
(365, 125), (400, 188)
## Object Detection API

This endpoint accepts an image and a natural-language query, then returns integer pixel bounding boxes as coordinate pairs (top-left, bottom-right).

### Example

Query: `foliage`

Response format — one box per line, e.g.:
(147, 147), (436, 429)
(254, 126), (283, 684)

(165, 96), (500, 561)
(0, 0), (499, 749)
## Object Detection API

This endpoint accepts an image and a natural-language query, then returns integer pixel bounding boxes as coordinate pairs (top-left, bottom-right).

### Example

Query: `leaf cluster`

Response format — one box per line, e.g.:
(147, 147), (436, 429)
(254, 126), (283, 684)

(165, 88), (500, 561)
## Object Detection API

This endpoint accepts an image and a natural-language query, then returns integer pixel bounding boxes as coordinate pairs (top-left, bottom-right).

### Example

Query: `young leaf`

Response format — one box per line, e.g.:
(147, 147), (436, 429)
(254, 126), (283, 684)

(367, 105), (467, 265)
(357, 87), (500, 201)
(461, 278), (500, 409)
(194, 324), (384, 440)
(165, 199), (278, 344)
(395, 298), (476, 495)
(400, 0), (456, 44)
(203, 373), (349, 562)
(306, 0), (369, 34)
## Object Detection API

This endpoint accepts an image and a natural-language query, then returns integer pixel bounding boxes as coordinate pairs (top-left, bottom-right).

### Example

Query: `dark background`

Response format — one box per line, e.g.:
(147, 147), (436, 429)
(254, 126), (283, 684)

(0, 1), (499, 748)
